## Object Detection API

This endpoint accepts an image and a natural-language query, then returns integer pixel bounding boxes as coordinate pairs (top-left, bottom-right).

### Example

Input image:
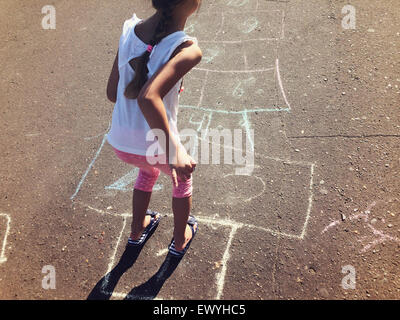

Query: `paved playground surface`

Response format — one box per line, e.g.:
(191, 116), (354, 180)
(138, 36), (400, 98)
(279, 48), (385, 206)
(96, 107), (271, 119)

(0, 0), (399, 299)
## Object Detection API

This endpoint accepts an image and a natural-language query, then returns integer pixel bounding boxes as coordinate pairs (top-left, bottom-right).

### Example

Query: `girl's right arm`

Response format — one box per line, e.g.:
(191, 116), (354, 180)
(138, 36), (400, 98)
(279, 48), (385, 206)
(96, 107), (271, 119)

(137, 41), (202, 185)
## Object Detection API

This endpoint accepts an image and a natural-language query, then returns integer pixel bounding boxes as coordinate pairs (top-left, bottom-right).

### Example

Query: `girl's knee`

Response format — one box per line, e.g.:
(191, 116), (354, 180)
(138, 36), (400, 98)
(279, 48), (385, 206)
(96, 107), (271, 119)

(172, 176), (193, 198)
(134, 168), (160, 192)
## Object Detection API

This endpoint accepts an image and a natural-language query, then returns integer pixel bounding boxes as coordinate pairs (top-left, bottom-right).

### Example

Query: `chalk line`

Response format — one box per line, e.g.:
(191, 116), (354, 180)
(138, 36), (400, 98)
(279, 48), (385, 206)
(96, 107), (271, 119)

(350, 201), (376, 222)
(321, 220), (341, 234)
(106, 216), (128, 274)
(84, 122), (111, 141)
(193, 67), (274, 73)
(213, 12), (225, 41)
(300, 164), (315, 239)
(199, 38), (280, 44)
(79, 202), (307, 241)
(183, 57), (292, 113)
(101, 216), (128, 297)
(197, 70), (209, 109)
(360, 223), (400, 253)
(280, 8), (286, 40)
(241, 110), (254, 151)
(180, 105), (290, 114)
(215, 224), (239, 300)
(276, 58), (291, 111)
(70, 133), (107, 200)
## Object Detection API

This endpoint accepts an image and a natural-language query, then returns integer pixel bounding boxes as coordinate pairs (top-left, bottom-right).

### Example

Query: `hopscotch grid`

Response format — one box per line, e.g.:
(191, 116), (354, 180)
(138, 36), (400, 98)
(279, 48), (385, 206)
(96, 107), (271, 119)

(188, 59), (290, 113)
(78, 201), (308, 240)
(72, 4), (316, 299)
(79, 203), (305, 300)
(198, 8), (284, 43)
(73, 126), (316, 242)
(77, 137), (314, 299)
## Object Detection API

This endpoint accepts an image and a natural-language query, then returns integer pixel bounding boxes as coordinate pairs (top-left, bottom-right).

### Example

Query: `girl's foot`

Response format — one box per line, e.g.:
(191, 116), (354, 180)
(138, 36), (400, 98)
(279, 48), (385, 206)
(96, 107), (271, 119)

(174, 223), (198, 251)
(130, 211), (161, 241)
(169, 216), (198, 257)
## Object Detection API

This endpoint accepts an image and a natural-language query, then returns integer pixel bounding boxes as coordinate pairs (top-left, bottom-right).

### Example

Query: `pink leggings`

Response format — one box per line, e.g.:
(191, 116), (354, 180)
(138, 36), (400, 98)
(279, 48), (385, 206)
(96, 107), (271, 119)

(112, 147), (192, 198)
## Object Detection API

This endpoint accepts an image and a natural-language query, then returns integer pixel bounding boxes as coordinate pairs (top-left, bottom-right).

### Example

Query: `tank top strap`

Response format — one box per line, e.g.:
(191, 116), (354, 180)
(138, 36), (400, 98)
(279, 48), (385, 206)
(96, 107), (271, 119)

(118, 13), (144, 68)
(147, 32), (198, 74)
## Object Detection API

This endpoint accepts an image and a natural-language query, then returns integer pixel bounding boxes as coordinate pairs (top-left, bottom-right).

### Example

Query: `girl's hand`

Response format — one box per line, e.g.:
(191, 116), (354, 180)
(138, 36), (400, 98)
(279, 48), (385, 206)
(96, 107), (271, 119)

(169, 147), (196, 187)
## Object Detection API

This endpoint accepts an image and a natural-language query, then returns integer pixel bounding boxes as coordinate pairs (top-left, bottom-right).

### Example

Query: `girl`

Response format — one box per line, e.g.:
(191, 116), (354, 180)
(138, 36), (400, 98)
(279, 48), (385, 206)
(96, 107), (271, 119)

(106, 0), (202, 257)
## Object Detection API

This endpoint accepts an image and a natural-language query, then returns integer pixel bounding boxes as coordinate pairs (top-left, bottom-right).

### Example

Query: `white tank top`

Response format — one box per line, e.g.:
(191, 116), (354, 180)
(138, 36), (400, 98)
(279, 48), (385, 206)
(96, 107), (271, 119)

(106, 13), (197, 156)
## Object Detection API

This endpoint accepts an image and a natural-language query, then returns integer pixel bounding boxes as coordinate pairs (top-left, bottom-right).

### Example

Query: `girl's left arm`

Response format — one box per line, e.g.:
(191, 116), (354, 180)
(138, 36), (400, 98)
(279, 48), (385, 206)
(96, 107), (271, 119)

(107, 50), (119, 103)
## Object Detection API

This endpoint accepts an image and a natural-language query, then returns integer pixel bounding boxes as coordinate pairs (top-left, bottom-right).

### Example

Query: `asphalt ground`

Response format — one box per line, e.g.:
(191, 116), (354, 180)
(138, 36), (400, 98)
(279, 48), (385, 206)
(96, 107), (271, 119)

(0, 0), (399, 299)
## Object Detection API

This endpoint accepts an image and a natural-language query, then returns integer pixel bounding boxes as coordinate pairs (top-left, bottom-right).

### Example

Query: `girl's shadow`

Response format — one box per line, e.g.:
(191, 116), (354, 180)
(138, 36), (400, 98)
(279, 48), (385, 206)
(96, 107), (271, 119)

(87, 243), (182, 300)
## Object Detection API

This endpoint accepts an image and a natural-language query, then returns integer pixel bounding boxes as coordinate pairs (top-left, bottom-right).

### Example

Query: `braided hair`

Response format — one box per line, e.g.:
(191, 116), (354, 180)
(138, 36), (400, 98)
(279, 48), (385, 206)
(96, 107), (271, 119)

(124, 0), (185, 99)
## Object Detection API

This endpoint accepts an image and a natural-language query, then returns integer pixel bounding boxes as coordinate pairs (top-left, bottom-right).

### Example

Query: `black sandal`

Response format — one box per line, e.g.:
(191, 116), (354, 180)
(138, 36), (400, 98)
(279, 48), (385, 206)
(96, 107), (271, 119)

(168, 216), (198, 257)
(128, 210), (162, 246)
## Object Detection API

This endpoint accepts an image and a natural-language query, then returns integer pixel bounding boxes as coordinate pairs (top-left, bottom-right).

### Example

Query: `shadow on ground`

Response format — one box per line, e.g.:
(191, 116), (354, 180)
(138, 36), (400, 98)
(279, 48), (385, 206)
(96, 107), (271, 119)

(87, 243), (182, 300)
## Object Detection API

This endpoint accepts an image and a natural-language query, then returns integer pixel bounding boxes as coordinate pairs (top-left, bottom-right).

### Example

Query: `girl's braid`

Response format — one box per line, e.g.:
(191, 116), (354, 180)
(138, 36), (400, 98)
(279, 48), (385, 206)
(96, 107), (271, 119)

(124, 0), (182, 99)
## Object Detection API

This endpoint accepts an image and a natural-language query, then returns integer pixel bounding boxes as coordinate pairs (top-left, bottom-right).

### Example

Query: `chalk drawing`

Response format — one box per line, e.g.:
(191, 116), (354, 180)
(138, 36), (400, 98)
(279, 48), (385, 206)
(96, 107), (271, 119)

(202, 48), (220, 64)
(241, 17), (259, 34)
(0, 213), (11, 264)
(321, 199), (400, 253)
(105, 168), (163, 192)
(214, 173), (266, 205)
(227, 0), (250, 7)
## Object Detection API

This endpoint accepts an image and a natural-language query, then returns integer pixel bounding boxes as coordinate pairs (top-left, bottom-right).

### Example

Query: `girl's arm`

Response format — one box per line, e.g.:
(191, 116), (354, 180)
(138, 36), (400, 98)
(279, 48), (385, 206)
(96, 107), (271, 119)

(107, 50), (119, 103)
(138, 41), (202, 181)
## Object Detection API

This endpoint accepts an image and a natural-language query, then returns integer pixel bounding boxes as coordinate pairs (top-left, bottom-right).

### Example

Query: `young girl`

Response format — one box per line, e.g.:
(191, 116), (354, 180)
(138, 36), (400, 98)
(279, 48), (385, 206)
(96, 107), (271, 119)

(106, 0), (202, 257)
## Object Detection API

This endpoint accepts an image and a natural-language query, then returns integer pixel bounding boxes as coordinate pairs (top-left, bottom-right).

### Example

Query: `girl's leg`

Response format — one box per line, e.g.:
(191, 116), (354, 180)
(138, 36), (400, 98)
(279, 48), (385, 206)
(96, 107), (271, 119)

(171, 175), (196, 251)
(172, 195), (197, 251)
(149, 159), (196, 251)
(112, 146), (196, 247)
(130, 168), (161, 240)
(111, 147), (162, 240)
(130, 189), (152, 240)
